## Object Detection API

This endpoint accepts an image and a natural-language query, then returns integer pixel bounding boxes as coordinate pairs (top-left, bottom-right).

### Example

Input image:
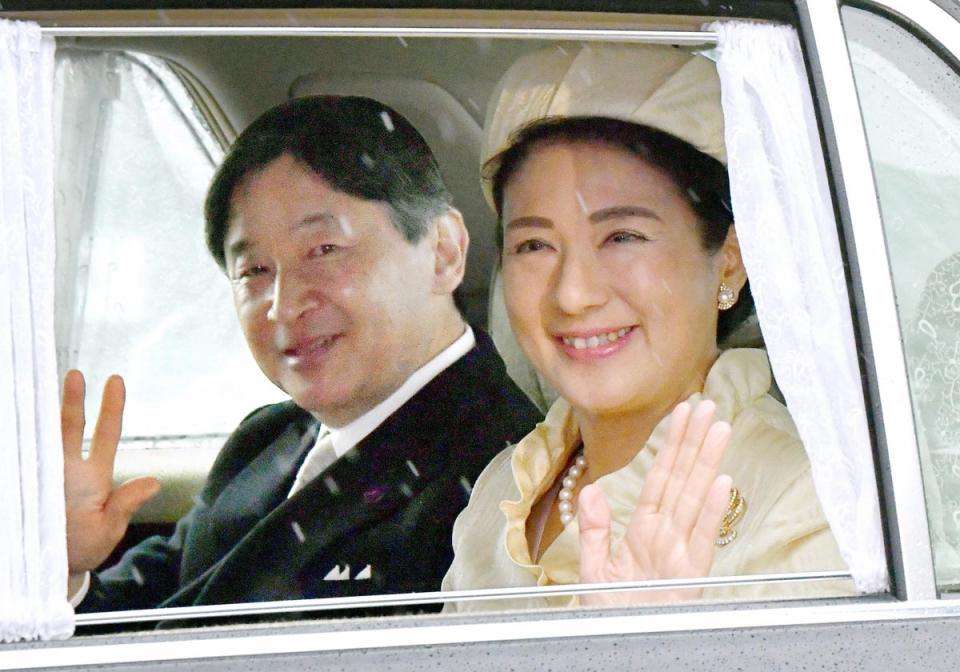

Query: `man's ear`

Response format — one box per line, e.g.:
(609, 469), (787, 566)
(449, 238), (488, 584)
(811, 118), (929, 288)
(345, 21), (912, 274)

(720, 225), (748, 295)
(431, 208), (469, 295)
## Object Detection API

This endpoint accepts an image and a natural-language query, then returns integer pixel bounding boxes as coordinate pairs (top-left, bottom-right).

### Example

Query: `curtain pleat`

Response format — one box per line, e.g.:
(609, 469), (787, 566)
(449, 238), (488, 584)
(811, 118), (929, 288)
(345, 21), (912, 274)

(0, 19), (71, 642)
(712, 21), (888, 593)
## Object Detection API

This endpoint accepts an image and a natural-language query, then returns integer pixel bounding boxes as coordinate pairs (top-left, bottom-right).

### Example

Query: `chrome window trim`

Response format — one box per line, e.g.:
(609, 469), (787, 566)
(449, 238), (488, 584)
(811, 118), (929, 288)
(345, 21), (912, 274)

(839, 0), (960, 595)
(798, 0), (943, 600)
(74, 571), (853, 626)
(7, 597), (960, 670)
(34, 25), (717, 44)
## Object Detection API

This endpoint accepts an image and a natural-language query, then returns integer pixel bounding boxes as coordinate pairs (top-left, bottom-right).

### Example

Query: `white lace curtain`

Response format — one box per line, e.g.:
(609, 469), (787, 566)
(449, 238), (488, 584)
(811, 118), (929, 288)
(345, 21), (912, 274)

(52, 48), (122, 382)
(711, 21), (888, 593)
(0, 20), (72, 641)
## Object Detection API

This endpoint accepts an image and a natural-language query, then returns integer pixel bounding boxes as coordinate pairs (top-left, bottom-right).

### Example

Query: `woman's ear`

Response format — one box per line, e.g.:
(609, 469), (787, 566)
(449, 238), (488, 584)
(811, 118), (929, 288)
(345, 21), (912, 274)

(431, 208), (470, 295)
(720, 225), (748, 294)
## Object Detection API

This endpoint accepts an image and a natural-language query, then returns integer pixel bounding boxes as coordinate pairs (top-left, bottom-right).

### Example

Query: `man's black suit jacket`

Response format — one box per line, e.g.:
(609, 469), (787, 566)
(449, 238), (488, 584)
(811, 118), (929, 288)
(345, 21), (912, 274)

(79, 330), (541, 612)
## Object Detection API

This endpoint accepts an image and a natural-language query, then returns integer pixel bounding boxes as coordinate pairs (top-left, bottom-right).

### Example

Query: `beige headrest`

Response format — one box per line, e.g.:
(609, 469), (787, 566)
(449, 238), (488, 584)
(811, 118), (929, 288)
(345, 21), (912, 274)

(481, 43), (725, 208)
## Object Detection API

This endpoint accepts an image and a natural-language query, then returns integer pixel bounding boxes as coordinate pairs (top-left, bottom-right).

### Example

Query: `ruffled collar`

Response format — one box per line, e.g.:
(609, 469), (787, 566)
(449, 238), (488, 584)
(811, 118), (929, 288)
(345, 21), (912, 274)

(499, 348), (773, 587)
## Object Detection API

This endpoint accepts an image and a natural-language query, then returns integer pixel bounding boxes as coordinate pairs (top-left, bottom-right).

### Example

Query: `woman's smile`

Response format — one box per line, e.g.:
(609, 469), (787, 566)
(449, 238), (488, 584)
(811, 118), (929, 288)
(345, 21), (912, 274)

(554, 325), (636, 360)
(501, 139), (734, 417)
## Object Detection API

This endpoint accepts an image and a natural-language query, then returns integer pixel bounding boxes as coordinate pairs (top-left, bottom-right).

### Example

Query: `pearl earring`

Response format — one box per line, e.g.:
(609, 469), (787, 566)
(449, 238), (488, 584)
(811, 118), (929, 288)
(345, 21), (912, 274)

(718, 283), (737, 311)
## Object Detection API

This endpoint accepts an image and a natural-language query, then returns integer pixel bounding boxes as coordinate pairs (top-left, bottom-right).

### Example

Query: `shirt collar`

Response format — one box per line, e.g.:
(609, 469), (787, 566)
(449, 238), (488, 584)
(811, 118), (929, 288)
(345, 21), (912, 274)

(320, 325), (475, 458)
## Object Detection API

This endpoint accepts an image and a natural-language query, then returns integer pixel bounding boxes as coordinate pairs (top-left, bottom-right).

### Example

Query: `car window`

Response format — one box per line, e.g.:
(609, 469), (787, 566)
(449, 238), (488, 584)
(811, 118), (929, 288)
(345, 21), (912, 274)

(44, 28), (872, 633)
(842, 5), (960, 590)
(0, 7), (919, 655)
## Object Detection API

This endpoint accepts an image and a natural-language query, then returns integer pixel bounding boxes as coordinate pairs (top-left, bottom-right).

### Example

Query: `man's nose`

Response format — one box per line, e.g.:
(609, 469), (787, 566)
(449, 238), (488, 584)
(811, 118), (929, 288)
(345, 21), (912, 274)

(552, 248), (609, 315)
(266, 268), (315, 322)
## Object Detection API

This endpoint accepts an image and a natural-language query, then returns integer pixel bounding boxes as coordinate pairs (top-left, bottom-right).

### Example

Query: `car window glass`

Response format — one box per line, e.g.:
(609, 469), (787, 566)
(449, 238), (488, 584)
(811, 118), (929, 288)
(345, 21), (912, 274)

(842, 5), (960, 590)
(51, 29), (860, 632)
(54, 48), (286, 444)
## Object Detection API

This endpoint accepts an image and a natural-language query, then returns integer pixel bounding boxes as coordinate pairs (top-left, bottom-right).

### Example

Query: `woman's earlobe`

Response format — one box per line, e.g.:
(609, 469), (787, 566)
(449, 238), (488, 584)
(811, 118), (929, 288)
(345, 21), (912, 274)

(718, 283), (737, 311)
(721, 225), (748, 294)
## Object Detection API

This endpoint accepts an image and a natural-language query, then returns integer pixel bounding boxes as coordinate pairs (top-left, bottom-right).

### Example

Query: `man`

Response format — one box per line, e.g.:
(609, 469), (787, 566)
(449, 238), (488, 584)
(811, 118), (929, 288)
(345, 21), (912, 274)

(62, 95), (540, 612)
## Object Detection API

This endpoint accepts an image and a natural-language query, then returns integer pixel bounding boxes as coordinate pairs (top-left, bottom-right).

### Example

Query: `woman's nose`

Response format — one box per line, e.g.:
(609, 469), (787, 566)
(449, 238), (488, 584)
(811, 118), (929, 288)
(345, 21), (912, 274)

(552, 248), (609, 315)
(266, 268), (316, 322)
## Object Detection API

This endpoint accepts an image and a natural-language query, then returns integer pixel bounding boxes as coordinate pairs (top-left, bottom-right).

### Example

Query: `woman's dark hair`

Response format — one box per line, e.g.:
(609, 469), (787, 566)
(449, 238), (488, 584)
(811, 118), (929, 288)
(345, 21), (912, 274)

(485, 115), (753, 343)
(205, 95), (452, 270)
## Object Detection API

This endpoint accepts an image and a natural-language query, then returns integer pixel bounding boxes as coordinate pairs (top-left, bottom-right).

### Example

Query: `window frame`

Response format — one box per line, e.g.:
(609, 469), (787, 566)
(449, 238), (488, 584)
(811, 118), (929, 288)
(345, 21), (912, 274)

(838, 0), (960, 597)
(3, 0), (960, 667)
(802, 0), (938, 603)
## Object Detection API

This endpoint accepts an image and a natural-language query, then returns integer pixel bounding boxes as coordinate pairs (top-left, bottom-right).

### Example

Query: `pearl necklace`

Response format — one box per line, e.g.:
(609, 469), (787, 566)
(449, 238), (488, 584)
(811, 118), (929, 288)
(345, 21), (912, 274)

(558, 451), (588, 526)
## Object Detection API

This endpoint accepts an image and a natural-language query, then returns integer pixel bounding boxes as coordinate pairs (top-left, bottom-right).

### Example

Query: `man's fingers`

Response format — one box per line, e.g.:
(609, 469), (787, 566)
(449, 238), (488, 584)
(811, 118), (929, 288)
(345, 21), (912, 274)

(106, 477), (161, 525)
(61, 370), (86, 459)
(636, 401), (691, 513)
(672, 420), (732, 537)
(688, 474), (733, 566)
(577, 483), (613, 583)
(89, 375), (126, 470)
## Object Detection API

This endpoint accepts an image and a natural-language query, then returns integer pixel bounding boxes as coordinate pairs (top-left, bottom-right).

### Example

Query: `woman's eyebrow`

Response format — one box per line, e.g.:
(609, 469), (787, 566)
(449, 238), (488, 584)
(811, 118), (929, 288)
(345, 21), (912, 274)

(504, 215), (553, 232)
(589, 205), (663, 223)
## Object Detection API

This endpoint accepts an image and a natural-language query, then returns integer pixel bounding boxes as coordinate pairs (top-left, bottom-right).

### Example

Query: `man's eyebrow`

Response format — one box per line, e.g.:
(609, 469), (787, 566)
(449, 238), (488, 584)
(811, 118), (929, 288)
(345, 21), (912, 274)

(293, 211), (339, 233)
(226, 212), (340, 264)
(589, 205), (663, 223)
(226, 236), (251, 265)
(504, 216), (552, 233)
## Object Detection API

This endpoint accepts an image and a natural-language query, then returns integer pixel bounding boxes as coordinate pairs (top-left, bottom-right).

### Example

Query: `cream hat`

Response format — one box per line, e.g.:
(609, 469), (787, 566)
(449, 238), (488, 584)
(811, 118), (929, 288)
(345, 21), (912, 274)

(481, 43), (726, 209)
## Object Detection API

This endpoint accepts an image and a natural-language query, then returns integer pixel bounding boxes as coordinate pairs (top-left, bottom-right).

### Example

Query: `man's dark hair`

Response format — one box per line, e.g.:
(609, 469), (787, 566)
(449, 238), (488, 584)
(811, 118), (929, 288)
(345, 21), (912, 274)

(484, 115), (753, 343)
(205, 95), (452, 269)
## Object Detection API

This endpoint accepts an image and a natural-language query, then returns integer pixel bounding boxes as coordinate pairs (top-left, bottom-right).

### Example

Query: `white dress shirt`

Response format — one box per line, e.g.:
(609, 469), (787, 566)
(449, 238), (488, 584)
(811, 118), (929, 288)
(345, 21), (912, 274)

(288, 324), (475, 494)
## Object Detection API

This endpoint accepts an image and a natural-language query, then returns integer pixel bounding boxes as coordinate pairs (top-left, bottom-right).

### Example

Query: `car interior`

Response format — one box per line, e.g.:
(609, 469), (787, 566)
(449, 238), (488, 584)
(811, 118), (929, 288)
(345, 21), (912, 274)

(58, 12), (753, 555)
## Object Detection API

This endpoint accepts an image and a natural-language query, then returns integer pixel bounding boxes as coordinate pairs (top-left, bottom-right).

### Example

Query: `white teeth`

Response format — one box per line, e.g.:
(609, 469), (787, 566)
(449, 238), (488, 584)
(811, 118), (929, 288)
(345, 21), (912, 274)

(287, 335), (335, 356)
(562, 327), (631, 350)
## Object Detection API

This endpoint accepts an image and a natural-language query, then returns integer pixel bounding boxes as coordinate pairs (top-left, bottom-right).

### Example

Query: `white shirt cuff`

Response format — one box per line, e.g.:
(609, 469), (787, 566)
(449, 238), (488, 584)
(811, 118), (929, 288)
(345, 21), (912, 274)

(68, 571), (91, 608)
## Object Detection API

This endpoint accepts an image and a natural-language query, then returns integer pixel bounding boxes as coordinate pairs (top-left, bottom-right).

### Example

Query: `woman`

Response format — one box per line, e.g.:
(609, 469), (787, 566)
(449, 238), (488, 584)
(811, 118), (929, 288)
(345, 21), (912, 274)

(441, 46), (850, 611)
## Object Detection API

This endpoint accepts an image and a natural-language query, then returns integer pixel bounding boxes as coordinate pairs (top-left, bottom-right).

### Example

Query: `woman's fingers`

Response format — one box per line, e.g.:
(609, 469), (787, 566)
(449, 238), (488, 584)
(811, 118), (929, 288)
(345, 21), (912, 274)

(658, 400), (718, 516)
(577, 483), (614, 583)
(61, 369), (87, 459)
(576, 400), (734, 606)
(671, 420), (732, 538)
(635, 401), (691, 515)
(688, 474), (734, 566)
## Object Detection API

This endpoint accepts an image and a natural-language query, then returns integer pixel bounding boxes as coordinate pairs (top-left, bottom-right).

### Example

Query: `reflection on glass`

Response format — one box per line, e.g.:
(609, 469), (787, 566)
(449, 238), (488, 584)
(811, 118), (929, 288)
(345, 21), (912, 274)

(844, 7), (960, 588)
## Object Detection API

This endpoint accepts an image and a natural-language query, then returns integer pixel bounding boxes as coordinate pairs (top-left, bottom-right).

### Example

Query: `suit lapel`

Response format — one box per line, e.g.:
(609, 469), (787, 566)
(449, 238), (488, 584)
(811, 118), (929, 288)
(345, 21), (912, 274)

(185, 391), (456, 604)
(176, 413), (319, 587)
